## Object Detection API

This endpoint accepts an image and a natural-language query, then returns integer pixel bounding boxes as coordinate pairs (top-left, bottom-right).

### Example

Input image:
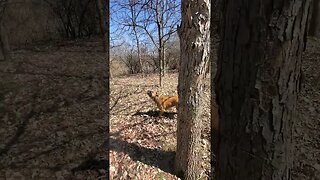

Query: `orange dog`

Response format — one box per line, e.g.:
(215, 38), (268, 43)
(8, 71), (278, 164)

(147, 90), (179, 116)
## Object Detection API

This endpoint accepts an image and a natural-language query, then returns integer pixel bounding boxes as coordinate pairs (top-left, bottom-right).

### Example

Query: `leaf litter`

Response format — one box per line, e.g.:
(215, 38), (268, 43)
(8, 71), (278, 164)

(110, 73), (211, 179)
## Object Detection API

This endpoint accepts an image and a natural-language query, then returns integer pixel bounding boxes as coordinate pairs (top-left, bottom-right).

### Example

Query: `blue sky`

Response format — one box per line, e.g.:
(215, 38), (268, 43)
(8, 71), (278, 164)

(110, 0), (181, 50)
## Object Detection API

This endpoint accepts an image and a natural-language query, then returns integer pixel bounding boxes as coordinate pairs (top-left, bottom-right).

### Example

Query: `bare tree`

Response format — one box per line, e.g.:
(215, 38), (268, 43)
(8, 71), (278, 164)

(0, 0), (9, 61)
(121, 47), (142, 74)
(44, 0), (100, 39)
(126, 0), (144, 73)
(165, 38), (179, 70)
(174, 0), (210, 179)
(112, 0), (180, 85)
(128, 0), (144, 73)
(96, 0), (107, 52)
(141, 0), (180, 86)
(214, 0), (313, 179)
(309, 0), (320, 37)
(111, 0), (151, 74)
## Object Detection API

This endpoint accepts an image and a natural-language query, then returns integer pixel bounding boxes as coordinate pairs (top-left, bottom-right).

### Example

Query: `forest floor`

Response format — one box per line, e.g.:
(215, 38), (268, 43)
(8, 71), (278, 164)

(292, 37), (320, 179)
(109, 73), (211, 179)
(0, 37), (319, 180)
(0, 38), (108, 179)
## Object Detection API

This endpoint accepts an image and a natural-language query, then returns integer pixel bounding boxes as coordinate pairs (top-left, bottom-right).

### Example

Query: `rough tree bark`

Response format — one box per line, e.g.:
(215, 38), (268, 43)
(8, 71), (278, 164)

(106, 0), (110, 172)
(215, 0), (312, 179)
(174, 0), (210, 179)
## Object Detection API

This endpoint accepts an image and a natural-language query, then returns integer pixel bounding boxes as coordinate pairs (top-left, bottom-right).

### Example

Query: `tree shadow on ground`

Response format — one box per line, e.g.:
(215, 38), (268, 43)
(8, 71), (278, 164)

(0, 79), (108, 179)
(133, 110), (177, 119)
(109, 137), (176, 175)
(0, 93), (37, 157)
(71, 149), (109, 176)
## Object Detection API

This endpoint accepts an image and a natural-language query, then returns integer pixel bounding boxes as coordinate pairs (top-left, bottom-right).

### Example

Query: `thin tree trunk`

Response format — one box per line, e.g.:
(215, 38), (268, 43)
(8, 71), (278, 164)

(174, 0), (210, 179)
(160, 2), (166, 77)
(309, 0), (320, 37)
(161, 45), (165, 76)
(0, 22), (9, 61)
(96, 0), (107, 52)
(130, 0), (143, 74)
(0, 1), (9, 61)
(158, 47), (162, 87)
(133, 29), (143, 74)
(215, 0), (312, 179)
(78, 0), (92, 38)
(155, 0), (165, 85)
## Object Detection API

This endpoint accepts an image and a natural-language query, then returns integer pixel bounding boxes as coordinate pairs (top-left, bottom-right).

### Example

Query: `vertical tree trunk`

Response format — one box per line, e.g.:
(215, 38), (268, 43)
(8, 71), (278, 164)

(129, 0), (143, 74)
(309, 0), (320, 37)
(174, 0), (210, 179)
(105, 0), (110, 171)
(210, 1), (221, 176)
(0, 1), (9, 61)
(215, 0), (312, 179)
(161, 45), (166, 76)
(158, 47), (163, 87)
(132, 22), (143, 74)
(0, 22), (9, 61)
(155, 0), (165, 84)
(96, 0), (107, 52)
(160, 2), (166, 77)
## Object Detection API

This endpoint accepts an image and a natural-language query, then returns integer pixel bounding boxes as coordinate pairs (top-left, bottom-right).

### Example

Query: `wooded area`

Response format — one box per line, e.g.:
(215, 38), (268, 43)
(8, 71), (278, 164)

(0, 0), (319, 179)
(111, 0), (320, 179)
(0, 0), (109, 179)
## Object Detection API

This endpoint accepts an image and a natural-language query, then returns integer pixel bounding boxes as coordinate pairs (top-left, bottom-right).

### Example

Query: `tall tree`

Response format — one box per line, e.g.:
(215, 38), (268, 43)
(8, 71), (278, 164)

(309, 0), (320, 37)
(129, 0), (144, 73)
(174, 0), (210, 179)
(112, 0), (146, 73)
(214, 0), (313, 179)
(0, 0), (10, 61)
(139, 0), (180, 86)
(96, 0), (107, 52)
(106, 0), (110, 174)
(112, 0), (180, 86)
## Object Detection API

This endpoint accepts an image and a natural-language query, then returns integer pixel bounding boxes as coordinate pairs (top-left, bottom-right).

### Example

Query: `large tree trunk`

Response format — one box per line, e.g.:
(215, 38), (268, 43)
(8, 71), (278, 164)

(174, 0), (210, 179)
(309, 0), (320, 37)
(105, 0), (110, 166)
(215, 0), (312, 179)
(210, 1), (221, 176)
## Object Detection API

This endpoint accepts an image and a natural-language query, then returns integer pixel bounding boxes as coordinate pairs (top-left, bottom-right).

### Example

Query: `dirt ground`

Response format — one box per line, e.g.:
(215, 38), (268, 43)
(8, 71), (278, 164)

(292, 37), (320, 179)
(0, 37), (319, 180)
(109, 73), (211, 179)
(0, 38), (108, 179)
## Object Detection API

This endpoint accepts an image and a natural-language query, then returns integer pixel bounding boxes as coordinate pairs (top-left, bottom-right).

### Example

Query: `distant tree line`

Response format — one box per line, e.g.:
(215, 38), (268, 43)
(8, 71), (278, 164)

(0, 0), (108, 60)
(111, 0), (181, 86)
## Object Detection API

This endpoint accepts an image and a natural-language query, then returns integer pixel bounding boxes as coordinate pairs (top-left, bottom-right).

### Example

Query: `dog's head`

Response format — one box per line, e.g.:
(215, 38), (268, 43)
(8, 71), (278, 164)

(147, 90), (159, 98)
